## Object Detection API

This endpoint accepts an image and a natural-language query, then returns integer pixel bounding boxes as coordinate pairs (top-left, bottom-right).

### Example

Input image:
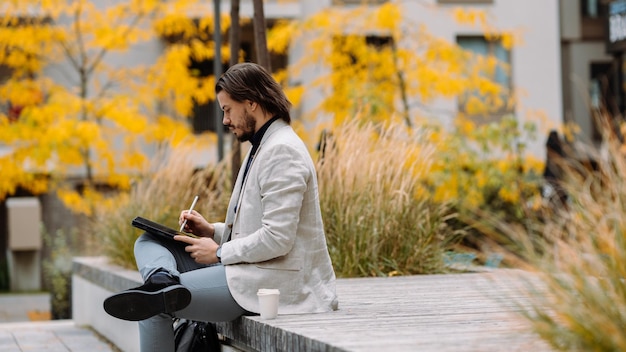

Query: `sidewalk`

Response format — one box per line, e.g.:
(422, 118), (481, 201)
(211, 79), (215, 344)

(0, 293), (118, 351)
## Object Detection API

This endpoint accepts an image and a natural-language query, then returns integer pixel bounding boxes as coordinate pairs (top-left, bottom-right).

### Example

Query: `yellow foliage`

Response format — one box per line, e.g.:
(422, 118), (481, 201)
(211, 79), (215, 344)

(452, 8), (488, 27)
(121, 151), (148, 170)
(464, 188), (484, 209)
(523, 155), (545, 174)
(148, 116), (191, 145)
(154, 14), (197, 41)
(58, 183), (129, 216)
(0, 157), (38, 198)
(189, 39), (213, 62)
(455, 116), (476, 135)
(0, 79), (44, 107)
(284, 85), (305, 109)
(434, 173), (459, 203)
(268, 20), (297, 55)
(102, 99), (149, 134)
(92, 25), (130, 51)
(498, 184), (519, 203)
(57, 188), (93, 216)
(128, 0), (160, 14)
(0, 0), (532, 224)
(0, 0), (227, 213)
(465, 95), (488, 115)
(276, 2), (515, 126)
(151, 43), (215, 117)
(499, 33), (515, 50)
(374, 3), (401, 30)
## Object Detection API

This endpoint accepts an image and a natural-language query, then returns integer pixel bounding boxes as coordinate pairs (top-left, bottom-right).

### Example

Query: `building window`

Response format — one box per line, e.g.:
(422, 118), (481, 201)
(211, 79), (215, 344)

(590, 62), (620, 141)
(581, 0), (608, 40)
(331, 35), (395, 118)
(188, 57), (220, 134)
(581, 0), (600, 18)
(0, 64), (14, 122)
(590, 63), (609, 110)
(457, 35), (513, 123)
(164, 21), (288, 134)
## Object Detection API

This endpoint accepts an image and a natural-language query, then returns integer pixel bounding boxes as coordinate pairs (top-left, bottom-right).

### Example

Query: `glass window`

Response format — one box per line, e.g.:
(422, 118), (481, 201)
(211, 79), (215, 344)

(171, 23), (287, 134)
(456, 36), (513, 122)
(330, 35), (395, 119)
(589, 62), (620, 141)
(583, 0), (599, 18)
(590, 62), (616, 110)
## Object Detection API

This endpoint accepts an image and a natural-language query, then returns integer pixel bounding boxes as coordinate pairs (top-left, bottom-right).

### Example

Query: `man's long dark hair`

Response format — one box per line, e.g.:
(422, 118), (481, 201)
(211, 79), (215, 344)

(215, 62), (292, 124)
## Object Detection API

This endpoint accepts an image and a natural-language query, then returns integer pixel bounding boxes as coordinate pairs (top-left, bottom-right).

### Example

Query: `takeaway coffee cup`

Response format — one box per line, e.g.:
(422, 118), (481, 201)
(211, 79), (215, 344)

(257, 289), (280, 320)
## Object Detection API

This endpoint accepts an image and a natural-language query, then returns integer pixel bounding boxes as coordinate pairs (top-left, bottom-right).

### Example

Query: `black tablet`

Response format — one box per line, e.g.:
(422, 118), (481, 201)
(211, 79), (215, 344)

(131, 216), (199, 240)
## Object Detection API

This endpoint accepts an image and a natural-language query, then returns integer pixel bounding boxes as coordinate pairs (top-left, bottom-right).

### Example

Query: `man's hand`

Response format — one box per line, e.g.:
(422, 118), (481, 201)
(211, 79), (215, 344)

(174, 235), (220, 264)
(179, 210), (214, 238)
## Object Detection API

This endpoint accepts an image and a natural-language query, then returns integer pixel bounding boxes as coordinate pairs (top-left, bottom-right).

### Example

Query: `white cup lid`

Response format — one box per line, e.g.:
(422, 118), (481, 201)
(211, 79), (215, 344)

(257, 288), (280, 295)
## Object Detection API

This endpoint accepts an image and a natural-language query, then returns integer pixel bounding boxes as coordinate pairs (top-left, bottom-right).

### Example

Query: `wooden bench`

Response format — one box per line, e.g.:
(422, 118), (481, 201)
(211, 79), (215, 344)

(73, 257), (552, 351)
(216, 271), (552, 351)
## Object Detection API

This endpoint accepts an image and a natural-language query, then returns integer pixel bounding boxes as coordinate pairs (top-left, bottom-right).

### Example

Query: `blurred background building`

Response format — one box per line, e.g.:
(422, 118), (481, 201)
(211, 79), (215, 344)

(0, 0), (620, 292)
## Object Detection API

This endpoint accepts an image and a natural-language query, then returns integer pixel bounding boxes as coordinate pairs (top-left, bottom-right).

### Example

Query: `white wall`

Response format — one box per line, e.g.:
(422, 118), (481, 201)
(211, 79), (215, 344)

(73, 275), (140, 352)
(560, 0), (582, 40)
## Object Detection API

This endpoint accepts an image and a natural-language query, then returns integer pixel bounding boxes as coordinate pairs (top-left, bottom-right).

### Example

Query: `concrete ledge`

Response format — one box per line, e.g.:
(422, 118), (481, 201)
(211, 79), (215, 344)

(72, 257), (141, 352)
(216, 318), (344, 352)
(73, 257), (549, 352)
(71, 256), (337, 352)
(72, 257), (244, 352)
(73, 256), (142, 292)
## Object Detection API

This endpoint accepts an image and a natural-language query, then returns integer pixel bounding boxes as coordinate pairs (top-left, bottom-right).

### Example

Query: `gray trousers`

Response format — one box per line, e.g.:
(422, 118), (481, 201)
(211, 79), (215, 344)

(134, 233), (247, 352)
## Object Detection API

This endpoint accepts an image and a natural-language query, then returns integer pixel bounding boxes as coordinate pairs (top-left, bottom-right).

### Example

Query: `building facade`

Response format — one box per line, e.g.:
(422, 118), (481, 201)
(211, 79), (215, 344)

(287, 0), (563, 158)
(561, 0), (617, 145)
(0, 1), (616, 291)
(286, 0), (623, 156)
(0, 0), (607, 164)
(603, 0), (626, 139)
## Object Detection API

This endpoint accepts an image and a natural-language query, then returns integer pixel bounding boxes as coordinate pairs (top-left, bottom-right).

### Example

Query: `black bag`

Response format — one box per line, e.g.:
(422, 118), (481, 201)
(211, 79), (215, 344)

(174, 319), (221, 352)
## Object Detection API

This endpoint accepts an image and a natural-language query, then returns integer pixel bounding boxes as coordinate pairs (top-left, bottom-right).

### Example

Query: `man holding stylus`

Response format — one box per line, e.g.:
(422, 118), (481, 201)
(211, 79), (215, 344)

(103, 62), (339, 352)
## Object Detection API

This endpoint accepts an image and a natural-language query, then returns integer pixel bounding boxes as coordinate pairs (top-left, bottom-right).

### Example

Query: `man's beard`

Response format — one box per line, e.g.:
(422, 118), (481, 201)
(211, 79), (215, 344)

(236, 110), (256, 142)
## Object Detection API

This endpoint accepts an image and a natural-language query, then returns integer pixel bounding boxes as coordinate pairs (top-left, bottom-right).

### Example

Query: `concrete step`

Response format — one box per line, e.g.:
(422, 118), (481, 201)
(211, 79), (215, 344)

(0, 292), (50, 322)
(0, 320), (119, 351)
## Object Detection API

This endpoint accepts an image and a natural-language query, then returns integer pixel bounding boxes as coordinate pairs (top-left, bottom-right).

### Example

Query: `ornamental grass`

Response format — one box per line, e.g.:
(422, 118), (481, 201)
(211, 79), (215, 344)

(470, 116), (626, 351)
(316, 120), (464, 277)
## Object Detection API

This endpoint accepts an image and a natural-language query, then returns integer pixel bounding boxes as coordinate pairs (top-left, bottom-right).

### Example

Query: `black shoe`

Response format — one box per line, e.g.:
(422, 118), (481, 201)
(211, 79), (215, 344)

(103, 271), (191, 321)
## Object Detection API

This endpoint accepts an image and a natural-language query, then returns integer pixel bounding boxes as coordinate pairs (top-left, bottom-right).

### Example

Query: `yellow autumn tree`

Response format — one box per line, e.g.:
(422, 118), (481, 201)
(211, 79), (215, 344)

(0, 0), (232, 215)
(269, 3), (519, 129)
(268, 3), (547, 254)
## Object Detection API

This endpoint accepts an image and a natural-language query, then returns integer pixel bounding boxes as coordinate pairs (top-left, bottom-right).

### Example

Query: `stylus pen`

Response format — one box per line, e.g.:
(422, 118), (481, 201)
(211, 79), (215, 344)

(179, 195), (199, 232)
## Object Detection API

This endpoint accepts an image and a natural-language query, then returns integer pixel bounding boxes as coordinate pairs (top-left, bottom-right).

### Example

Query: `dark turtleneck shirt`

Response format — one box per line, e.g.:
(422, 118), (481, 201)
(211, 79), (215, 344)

(236, 115), (280, 213)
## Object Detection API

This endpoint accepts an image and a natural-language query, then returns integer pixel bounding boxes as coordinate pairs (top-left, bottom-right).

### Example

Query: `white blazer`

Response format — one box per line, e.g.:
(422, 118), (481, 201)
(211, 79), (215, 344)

(213, 120), (339, 314)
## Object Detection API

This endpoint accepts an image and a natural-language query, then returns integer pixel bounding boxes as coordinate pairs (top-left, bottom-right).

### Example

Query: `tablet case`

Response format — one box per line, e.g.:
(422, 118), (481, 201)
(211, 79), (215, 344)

(131, 216), (199, 239)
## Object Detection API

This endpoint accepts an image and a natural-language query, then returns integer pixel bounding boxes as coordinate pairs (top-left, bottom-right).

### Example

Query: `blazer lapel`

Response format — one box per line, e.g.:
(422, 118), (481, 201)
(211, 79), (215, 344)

(221, 120), (288, 245)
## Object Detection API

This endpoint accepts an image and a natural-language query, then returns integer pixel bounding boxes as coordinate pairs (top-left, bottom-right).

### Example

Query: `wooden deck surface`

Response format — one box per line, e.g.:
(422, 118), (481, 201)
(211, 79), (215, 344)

(217, 270), (552, 352)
